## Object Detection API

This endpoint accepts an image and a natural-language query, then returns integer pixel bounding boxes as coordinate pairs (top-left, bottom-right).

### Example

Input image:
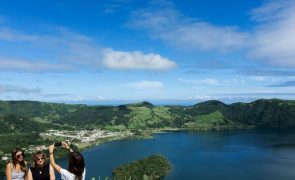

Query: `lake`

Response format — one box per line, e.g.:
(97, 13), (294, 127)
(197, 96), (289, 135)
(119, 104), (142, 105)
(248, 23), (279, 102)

(58, 130), (295, 179)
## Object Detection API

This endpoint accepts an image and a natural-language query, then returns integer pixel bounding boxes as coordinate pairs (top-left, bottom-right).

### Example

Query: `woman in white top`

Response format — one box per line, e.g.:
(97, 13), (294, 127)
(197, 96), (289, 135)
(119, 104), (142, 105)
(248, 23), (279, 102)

(6, 148), (28, 180)
(49, 142), (86, 180)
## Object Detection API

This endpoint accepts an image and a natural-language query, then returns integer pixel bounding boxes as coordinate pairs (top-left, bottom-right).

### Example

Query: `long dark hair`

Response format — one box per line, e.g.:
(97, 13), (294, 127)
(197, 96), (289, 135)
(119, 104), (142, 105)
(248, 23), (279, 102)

(11, 148), (27, 174)
(68, 152), (85, 180)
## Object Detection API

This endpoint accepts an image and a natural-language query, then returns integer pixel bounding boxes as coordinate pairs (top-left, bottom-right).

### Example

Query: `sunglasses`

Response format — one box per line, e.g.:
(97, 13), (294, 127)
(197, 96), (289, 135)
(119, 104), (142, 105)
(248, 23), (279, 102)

(16, 153), (24, 159)
(36, 157), (44, 161)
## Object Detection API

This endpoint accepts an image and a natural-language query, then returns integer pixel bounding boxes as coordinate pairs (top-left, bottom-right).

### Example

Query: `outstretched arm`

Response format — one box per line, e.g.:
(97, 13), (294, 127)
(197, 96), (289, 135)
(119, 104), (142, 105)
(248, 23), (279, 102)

(49, 144), (62, 173)
(49, 164), (56, 180)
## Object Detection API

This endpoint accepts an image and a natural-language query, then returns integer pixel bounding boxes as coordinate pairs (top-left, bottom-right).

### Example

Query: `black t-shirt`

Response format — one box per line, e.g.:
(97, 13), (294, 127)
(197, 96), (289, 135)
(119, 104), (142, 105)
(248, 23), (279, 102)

(30, 163), (50, 180)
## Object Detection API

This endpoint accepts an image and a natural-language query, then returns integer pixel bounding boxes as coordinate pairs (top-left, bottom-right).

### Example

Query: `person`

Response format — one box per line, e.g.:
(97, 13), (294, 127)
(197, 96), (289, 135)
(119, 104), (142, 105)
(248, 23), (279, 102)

(27, 151), (55, 180)
(6, 148), (28, 180)
(49, 142), (86, 180)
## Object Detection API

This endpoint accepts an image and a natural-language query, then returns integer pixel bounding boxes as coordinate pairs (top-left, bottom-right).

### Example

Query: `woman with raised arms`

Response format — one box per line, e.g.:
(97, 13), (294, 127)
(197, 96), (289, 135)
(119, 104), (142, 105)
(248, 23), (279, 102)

(49, 142), (86, 180)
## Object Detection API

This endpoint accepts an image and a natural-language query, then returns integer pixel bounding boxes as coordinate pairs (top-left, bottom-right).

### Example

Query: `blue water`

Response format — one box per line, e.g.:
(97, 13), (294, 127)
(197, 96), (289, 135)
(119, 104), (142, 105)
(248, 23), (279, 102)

(58, 130), (295, 179)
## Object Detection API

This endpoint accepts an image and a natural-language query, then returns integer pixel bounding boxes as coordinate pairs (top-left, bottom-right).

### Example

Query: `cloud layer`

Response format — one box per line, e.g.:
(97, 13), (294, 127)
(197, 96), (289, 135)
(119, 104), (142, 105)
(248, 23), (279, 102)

(128, 0), (295, 67)
(0, 57), (76, 73)
(268, 80), (295, 87)
(0, 27), (176, 72)
(0, 84), (41, 94)
(249, 0), (295, 67)
(129, 8), (248, 52)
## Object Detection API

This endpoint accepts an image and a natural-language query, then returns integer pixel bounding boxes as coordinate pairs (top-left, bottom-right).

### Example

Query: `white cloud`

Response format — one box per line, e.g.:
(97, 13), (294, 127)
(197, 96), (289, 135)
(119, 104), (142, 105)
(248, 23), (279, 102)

(0, 57), (76, 73)
(250, 0), (294, 23)
(178, 78), (219, 85)
(188, 94), (214, 100)
(129, 8), (249, 52)
(102, 48), (176, 70)
(129, 0), (295, 67)
(0, 84), (41, 94)
(126, 80), (163, 90)
(249, 0), (295, 67)
(0, 27), (175, 72)
(72, 95), (105, 101)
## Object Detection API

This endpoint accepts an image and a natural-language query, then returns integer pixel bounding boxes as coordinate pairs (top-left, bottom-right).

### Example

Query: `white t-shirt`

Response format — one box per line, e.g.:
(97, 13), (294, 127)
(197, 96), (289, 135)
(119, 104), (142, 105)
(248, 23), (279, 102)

(60, 168), (86, 180)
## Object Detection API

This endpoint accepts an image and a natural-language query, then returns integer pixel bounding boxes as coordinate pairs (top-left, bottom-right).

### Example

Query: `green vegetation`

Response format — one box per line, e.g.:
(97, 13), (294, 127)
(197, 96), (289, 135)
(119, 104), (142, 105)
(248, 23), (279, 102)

(186, 111), (224, 130)
(0, 114), (73, 134)
(1, 99), (294, 132)
(227, 99), (295, 128)
(185, 111), (248, 130)
(0, 100), (84, 121)
(113, 155), (171, 180)
(0, 98), (294, 177)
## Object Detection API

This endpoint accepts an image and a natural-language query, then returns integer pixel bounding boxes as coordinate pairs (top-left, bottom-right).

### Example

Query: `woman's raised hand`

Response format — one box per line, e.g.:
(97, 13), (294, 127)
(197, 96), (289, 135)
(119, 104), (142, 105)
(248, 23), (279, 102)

(62, 141), (70, 149)
(49, 144), (54, 153)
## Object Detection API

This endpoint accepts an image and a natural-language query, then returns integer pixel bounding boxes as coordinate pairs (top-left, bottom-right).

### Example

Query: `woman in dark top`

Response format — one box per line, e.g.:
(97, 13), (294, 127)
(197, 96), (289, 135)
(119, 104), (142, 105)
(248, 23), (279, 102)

(27, 151), (55, 180)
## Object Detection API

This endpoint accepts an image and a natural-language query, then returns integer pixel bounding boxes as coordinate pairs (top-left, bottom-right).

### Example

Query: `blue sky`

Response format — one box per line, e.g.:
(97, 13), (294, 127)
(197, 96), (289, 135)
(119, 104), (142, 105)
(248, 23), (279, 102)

(0, 0), (294, 104)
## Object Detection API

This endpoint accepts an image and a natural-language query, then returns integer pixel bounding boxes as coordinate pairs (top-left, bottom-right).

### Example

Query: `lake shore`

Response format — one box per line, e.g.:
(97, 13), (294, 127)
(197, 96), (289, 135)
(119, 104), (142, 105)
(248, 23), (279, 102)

(76, 128), (186, 151)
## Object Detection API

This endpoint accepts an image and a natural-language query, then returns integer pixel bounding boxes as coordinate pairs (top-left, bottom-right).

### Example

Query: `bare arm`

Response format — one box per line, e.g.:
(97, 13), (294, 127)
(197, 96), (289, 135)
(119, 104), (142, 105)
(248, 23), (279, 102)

(49, 144), (62, 173)
(27, 169), (33, 180)
(24, 161), (28, 180)
(49, 164), (56, 180)
(5, 163), (12, 180)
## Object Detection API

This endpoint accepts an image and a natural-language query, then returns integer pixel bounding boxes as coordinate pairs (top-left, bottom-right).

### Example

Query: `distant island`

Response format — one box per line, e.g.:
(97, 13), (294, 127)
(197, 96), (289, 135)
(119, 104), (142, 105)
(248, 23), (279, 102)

(0, 98), (294, 177)
(113, 154), (171, 180)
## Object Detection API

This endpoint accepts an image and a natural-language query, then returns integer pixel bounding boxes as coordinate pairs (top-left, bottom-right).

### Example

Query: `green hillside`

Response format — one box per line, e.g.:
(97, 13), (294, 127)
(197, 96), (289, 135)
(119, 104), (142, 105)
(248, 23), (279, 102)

(53, 103), (178, 130)
(0, 99), (294, 131)
(227, 99), (295, 128)
(0, 114), (69, 134)
(0, 100), (84, 122)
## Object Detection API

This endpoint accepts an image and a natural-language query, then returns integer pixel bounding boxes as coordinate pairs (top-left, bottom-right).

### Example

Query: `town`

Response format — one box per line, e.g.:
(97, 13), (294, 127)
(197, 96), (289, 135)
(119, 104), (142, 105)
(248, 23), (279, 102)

(1, 129), (134, 161)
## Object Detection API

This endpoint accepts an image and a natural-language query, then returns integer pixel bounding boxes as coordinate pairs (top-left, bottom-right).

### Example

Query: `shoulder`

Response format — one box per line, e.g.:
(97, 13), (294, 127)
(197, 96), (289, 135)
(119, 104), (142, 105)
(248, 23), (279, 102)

(6, 162), (13, 169)
(60, 168), (74, 179)
(60, 168), (69, 174)
(60, 168), (71, 175)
